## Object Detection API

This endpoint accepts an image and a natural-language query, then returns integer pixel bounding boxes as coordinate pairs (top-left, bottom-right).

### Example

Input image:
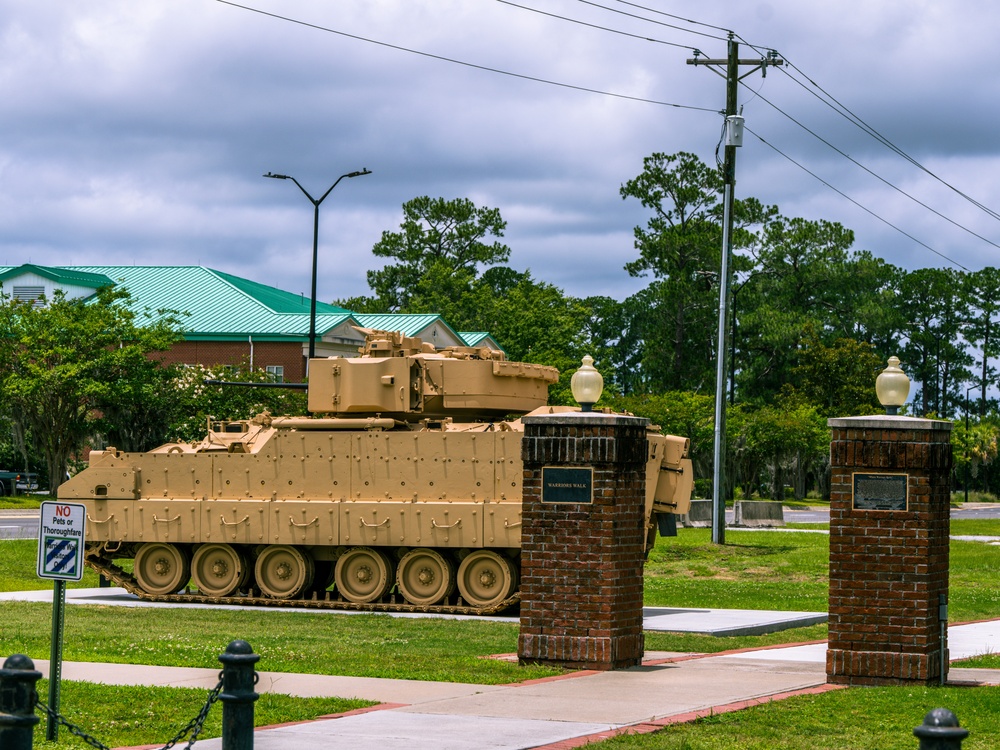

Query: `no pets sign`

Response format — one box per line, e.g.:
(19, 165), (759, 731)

(37, 501), (86, 581)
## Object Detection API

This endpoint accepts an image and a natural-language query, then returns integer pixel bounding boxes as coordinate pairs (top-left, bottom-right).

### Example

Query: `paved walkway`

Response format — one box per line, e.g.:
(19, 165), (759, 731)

(25, 648), (836, 750)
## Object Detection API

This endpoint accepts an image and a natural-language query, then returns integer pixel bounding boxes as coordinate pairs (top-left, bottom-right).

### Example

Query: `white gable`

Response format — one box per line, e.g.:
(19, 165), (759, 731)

(0, 271), (98, 305)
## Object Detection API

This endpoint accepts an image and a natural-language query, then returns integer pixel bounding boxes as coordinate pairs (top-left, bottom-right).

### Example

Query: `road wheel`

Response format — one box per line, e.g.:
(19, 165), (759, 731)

(334, 547), (393, 604)
(254, 545), (314, 599)
(192, 543), (248, 597)
(134, 542), (191, 596)
(397, 548), (454, 606)
(456, 550), (516, 608)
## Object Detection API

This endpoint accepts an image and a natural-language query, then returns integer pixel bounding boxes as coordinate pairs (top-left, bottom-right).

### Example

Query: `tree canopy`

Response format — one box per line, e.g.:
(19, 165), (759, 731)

(343, 196), (510, 331)
(0, 286), (180, 493)
(5, 150), (1000, 503)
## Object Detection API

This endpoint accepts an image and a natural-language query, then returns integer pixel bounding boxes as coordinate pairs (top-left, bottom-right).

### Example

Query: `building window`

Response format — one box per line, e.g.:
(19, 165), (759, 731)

(265, 365), (284, 383)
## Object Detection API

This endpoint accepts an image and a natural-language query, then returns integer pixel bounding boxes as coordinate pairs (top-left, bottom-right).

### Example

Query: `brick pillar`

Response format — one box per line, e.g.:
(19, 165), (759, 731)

(827, 415), (953, 686)
(517, 413), (648, 670)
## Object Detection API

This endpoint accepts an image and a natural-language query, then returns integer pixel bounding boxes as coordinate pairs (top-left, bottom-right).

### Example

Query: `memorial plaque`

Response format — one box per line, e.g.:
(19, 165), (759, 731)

(541, 467), (593, 504)
(852, 472), (908, 511)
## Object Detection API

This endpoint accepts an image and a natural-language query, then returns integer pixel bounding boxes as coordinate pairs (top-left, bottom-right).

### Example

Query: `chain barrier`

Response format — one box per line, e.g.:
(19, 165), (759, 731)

(32, 677), (224, 750)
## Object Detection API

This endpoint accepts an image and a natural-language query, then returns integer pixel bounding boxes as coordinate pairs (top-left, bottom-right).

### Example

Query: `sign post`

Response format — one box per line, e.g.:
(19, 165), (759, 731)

(36, 501), (86, 740)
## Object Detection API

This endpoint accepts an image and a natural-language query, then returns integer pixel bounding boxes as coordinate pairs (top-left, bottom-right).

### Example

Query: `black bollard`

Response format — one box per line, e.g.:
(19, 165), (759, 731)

(0, 654), (43, 750)
(914, 708), (969, 749)
(218, 640), (260, 750)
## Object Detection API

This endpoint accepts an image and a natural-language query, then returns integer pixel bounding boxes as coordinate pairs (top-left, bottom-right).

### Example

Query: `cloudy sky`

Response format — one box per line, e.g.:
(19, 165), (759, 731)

(2, 1), (998, 306)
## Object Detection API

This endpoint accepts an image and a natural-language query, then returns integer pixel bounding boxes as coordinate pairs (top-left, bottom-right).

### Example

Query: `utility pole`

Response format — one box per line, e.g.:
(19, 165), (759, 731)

(688, 36), (782, 545)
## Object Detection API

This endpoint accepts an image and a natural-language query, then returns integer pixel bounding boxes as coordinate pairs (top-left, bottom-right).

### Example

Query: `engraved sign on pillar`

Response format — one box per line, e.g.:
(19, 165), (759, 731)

(541, 467), (594, 504)
(852, 472), (908, 511)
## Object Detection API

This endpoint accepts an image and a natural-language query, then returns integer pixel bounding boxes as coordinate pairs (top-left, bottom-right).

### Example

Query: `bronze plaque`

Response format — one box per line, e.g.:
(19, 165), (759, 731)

(852, 473), (908, 511)
(541, 467), (593, 504)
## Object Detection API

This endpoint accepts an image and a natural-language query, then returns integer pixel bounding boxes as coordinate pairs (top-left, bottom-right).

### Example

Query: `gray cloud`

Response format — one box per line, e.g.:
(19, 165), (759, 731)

(1, 0), (998, 307)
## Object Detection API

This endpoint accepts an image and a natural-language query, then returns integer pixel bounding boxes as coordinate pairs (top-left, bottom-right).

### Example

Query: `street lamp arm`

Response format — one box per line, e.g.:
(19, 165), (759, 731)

(264, 169), (371, 206)
(264, 171), (318, 204)
(317, 168), (372, 204)
(290, 176), (319, 205)
(263, 166), (372, 366)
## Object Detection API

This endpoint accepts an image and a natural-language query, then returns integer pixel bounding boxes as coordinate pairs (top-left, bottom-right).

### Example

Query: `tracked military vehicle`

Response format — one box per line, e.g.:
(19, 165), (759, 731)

(60, 330), (693, 614)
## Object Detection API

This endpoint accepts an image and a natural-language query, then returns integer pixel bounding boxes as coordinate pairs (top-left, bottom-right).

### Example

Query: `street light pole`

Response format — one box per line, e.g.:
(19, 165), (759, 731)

(965, 384), (976, 503)
(264, 168), (372, 364)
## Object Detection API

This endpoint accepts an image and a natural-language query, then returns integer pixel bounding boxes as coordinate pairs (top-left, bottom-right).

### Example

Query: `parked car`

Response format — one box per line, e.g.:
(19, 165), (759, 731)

(15, 474), (39, 492)
(0, 471), (38, 496)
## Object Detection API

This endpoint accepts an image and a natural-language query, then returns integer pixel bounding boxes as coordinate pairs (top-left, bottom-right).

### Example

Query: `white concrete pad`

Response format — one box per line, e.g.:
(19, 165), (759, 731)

(643, 606), (826, 636)
(718, 620), (1000, 664)
(948, 620), (1000, 659)
(717, 643), (827, 663)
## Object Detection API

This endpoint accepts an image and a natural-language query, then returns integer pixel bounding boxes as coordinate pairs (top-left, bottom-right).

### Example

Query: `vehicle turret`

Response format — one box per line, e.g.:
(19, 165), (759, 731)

(306, 329), (559, 420)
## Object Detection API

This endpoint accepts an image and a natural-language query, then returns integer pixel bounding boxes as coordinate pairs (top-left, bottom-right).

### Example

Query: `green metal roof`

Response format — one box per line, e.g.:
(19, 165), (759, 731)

(0, 265), (499, 349)
(0, 264), (114, 289)
(65, 266), (355, 340)
(458, 332), (504, 353)
(459, 332), (490, 346)
(353, 313), (449, 337)
(211, 269), (350, 315)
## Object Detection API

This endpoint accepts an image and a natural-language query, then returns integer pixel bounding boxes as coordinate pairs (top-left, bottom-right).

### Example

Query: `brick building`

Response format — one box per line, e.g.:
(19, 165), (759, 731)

(0, 264), (498, 381)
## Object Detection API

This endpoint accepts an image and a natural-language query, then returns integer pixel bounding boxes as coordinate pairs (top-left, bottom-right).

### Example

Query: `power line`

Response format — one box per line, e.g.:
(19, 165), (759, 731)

(741, 82), (1000, 254)
(776, 57), (1000, 223)
(496, 0), (710, 51)
(635, 17), (1000, 255)
(606, 0), (734, 36)
(572, 0), (730, 43)
(745, 124), (970, 272)
(214, 0), (718, 113)
(700, 31), (1000, 226)
(218, 0), (994, 265)
(567, 9), (989, 260)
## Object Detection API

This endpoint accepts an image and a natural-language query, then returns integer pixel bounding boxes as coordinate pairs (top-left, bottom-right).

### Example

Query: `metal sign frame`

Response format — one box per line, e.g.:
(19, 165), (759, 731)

(852, 472), (909, 512)
(37, 501), (87, 581)
(541, 466), (594, 504)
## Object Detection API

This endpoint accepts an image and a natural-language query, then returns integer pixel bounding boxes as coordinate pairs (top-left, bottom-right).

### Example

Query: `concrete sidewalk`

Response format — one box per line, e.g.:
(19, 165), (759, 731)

(26, 649), (833, 750)
(19, 618), (1000, 750)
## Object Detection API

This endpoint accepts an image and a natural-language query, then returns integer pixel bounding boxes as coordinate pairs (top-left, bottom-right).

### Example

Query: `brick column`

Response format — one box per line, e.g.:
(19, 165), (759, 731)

(827, 415), (953, 686)
(517, 413), (648, 671)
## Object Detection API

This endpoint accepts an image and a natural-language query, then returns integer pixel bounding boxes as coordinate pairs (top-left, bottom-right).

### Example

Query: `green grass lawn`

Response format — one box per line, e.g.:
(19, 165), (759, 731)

(0, 600), (558, 684)
(5, 525), (1000, 671)
(0, 495), (43, 510)
(0, 538), (102, 590)
(31, 680), (370, 750)
(592, 686), (1000, 750)
(5, 523), (1000, 747)
(647, 522), (1000, 620)
(951, 518), (1000, 536)
(644, 529), (829, 613)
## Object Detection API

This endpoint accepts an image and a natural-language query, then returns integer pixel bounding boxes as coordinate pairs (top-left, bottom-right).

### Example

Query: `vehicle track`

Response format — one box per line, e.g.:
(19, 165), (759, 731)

(85, 552), (520, 616)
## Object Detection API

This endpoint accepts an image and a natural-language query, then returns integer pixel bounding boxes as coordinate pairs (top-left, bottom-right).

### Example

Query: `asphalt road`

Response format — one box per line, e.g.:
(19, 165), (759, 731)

(952, 505), (1000, 520)
(782, 505), (1000, 524)
(0, 510), (38, 540)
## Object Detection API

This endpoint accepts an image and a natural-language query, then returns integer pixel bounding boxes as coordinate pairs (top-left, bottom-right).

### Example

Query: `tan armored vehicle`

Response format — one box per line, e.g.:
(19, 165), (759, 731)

(60, 330), (693, 613)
